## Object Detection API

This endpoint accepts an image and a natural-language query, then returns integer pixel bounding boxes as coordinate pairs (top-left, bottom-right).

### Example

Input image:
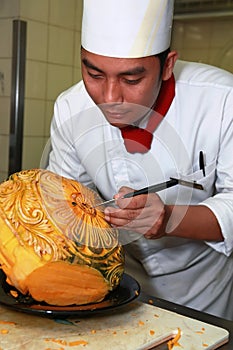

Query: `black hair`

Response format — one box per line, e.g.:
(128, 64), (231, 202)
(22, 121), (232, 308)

(156, 47), (170, 78)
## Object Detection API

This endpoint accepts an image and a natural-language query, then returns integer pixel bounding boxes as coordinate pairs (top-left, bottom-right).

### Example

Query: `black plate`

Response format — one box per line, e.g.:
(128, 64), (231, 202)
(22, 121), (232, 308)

(0, 270), (140, 318)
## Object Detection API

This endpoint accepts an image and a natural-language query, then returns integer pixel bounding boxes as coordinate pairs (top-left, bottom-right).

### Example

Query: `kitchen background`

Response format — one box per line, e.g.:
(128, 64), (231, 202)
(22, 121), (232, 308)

(0, 0), (233, 182)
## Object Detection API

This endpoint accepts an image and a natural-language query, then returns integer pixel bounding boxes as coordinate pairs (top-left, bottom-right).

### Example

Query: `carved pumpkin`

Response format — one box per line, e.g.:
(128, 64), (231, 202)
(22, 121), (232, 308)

(0, 169), (124, 306)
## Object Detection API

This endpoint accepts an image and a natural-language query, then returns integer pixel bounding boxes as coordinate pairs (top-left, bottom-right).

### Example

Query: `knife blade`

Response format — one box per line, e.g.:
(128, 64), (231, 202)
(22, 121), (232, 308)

(94, 177), (204, 208)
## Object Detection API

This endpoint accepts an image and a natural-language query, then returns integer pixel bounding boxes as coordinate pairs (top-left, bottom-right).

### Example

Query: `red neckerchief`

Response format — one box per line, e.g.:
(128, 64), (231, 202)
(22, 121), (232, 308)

(120, 73), (175, 153)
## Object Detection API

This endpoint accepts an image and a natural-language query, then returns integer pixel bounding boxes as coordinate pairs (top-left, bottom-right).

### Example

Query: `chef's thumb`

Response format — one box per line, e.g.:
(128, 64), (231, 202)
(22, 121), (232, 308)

(115, 186), (135, 208)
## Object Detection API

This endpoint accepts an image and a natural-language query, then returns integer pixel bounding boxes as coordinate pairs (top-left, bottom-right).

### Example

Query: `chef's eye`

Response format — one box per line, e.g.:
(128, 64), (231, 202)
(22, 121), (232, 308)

(88, 71), (103, 79)
(124, 78), (142, 85)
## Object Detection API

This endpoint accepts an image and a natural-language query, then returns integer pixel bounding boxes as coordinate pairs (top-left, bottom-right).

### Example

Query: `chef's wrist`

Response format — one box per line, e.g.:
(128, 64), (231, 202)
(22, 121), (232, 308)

(156, 205), (174, 237)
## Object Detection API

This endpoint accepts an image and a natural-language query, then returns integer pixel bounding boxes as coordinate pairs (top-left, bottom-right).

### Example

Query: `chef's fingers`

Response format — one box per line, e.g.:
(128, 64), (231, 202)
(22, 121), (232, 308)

(104, 206), (140, 224)
(104, 201), (150, 222)
(104, 199), (165, 236)
(106, 210), (165, 238)
(116, 187), (159, 209)
(106, 192), (163, 217)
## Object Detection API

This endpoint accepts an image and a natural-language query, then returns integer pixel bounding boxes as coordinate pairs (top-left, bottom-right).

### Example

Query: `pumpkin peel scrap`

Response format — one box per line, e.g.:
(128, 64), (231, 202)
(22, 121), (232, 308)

(0, 169), (124, 306)
(25, 261), (110, 306)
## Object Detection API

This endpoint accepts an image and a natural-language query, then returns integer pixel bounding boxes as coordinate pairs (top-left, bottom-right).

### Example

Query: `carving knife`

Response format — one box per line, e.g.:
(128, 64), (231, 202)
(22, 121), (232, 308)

(94, 177), (204, 207)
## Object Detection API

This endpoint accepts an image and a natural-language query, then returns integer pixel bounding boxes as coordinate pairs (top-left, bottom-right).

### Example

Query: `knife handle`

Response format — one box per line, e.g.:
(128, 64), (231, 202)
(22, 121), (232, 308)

(123, 178), (179, 199)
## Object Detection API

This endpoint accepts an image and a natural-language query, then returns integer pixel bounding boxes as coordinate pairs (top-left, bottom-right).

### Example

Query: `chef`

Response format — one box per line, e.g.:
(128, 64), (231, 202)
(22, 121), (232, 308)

(46, 0), (233, 320)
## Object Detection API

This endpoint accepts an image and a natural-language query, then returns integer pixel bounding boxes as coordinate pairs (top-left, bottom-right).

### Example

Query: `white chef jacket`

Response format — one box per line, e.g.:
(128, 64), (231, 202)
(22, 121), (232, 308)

(47, 60), (233, 319)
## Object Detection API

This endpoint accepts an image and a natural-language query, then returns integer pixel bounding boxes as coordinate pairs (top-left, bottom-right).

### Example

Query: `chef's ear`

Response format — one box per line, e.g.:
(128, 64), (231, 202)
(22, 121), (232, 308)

(162, 50), (178, 81)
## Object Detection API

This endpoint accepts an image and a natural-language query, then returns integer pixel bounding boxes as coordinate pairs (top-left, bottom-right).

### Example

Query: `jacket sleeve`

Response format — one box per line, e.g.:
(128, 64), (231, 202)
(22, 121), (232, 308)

(201, 88), (233, 256)
(47, 98), (83, 180)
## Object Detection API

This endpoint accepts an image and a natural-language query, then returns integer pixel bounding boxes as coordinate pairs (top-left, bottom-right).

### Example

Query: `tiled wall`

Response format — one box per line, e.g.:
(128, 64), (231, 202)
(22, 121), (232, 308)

(0, 1), (233, 181)
(172, 16), (233, 72)
(21, 0), (83, 171)
(0, 11), (13, 181)
(0, 0), (83, 181)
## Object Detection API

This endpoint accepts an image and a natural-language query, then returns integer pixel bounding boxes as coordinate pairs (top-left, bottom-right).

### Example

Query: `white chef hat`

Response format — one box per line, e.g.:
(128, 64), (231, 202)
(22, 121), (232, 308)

(81, 0), (174, 58)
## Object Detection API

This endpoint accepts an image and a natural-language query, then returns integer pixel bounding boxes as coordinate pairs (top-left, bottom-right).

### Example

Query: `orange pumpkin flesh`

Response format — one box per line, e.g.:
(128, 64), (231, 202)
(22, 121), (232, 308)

(0, 169), (125, 306)
(25, 261), (109, 306)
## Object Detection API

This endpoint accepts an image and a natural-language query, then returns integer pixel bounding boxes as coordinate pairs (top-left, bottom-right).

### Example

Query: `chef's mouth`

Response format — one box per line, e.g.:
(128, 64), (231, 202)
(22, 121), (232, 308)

(104, 109), (129, 117)
(98, 103), (152, 128)
(102, 109), (132, 127)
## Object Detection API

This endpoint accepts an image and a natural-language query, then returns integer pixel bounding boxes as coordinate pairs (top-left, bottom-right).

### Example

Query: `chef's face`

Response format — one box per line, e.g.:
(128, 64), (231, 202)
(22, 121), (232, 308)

(81, 48), (177, 128)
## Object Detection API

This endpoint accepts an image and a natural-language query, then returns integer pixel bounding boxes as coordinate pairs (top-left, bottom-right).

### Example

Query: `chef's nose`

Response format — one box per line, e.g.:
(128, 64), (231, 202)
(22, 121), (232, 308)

(103, 80), (123, 103)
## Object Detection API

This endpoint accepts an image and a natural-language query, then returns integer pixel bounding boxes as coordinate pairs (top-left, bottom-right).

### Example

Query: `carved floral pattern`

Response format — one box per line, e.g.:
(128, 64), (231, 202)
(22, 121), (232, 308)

(0, 169), (124, 289)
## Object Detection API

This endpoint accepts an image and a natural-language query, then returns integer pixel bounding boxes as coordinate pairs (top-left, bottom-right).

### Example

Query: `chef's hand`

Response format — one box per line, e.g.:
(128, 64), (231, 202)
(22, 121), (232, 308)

(104, 186), (165, 239)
